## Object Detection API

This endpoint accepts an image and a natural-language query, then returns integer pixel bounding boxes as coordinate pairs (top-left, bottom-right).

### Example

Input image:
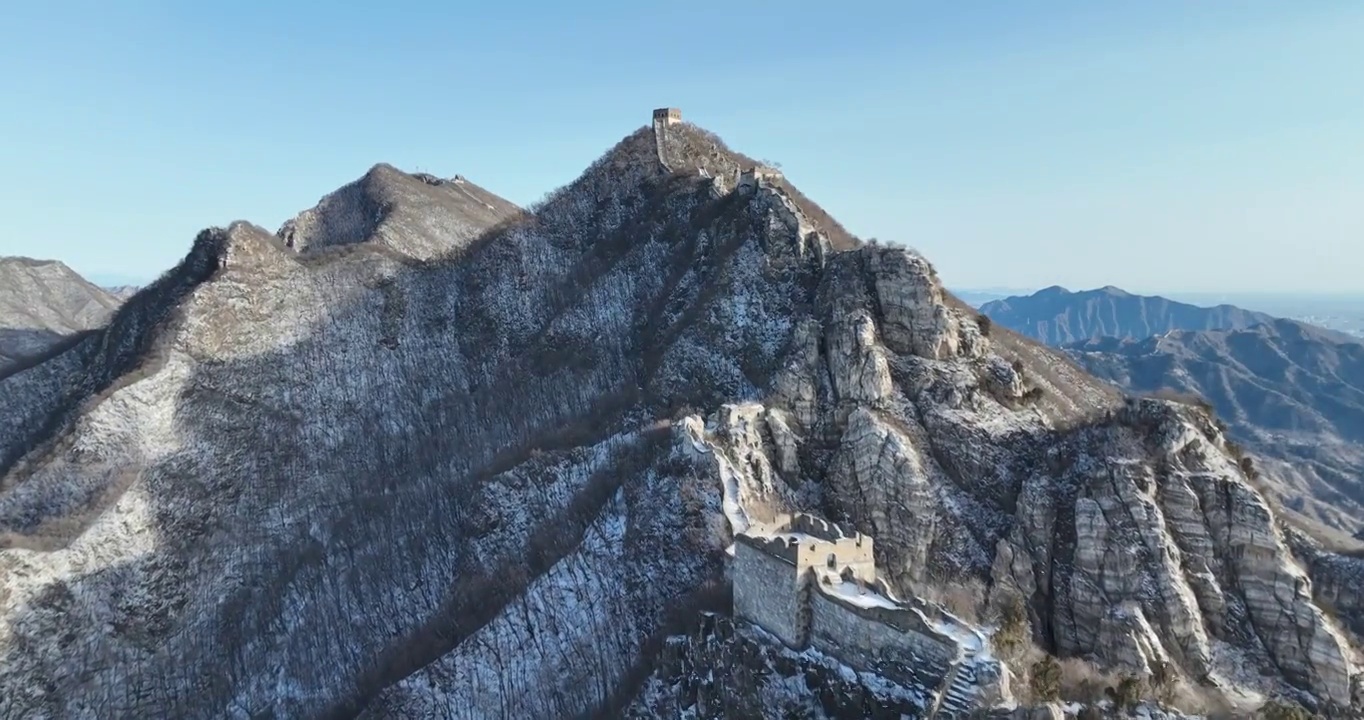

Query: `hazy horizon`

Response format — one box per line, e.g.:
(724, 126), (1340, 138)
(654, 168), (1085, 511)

(951, 286), (1364, 302)
(3, 2), (1361, 293)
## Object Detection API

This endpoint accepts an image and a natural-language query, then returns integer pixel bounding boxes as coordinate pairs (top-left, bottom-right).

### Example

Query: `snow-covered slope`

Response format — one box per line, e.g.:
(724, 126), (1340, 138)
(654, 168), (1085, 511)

(0, 117), (1358, 719)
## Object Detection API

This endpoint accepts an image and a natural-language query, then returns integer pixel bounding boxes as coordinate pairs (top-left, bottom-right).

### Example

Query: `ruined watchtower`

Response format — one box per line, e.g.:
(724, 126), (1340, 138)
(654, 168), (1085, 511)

(731, 512), (1010, 716)
(652, 107), (682, 126)
(737, 165), (784, 193)
(732, 513), (877, 647)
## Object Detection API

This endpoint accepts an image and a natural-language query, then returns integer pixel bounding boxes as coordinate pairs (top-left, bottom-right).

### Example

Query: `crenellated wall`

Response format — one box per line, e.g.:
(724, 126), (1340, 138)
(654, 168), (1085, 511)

(737, 166), (783, 193)
(786, 513), (855, 542)
(734, 515), (924, 649)
(795, 536), (876, 584)
(774, 513), (878, 583)
(734, 533), (800, 564)
(652, 107), (682, 126)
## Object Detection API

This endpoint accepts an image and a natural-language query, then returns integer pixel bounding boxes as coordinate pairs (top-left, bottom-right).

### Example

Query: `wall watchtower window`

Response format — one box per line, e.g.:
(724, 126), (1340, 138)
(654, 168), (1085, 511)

(827, 553), (837, 569)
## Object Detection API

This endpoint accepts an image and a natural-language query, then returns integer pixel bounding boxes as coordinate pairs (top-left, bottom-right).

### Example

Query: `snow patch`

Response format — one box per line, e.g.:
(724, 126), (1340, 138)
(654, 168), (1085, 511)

(821, 577), (899, 610)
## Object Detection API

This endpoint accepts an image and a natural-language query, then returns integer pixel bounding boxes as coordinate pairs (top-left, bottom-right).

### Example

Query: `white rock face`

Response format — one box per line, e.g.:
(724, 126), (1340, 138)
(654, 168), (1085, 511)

(828, 407), (939, 581)
(868, 249), (959, 360)
(826, 309), (894, 404)
(1096, 602), (1174, 676)
(991, 400), (1357, 708)
(0, 121), (1356, 719)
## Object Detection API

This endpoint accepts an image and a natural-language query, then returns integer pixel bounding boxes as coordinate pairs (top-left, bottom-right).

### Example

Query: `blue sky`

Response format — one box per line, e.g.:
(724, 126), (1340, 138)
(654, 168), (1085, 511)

(1, 2), (1360, 294)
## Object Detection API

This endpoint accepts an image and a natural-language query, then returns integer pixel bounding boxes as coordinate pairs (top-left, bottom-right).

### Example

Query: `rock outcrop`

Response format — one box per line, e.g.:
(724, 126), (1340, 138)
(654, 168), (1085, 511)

(994, 398), (1356, 707)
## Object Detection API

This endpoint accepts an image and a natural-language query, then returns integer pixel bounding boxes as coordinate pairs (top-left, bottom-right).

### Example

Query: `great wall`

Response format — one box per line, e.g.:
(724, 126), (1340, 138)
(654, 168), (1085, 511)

(732, 513), (1009, 719)
(643, 109), (1009, 714)
(648, 109), (1009, 717)
(651, 107), (830, 267)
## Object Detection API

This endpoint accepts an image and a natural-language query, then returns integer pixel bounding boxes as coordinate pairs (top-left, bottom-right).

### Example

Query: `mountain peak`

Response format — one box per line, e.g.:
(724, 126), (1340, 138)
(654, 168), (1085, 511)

(276, 163), (522, 261)
(982, 285), (1276, 345)
(649, 110), (859, 250)
(0, 256), (71, 272)
(1093, 284), (1131, 296)
(221, 221), (293, 272)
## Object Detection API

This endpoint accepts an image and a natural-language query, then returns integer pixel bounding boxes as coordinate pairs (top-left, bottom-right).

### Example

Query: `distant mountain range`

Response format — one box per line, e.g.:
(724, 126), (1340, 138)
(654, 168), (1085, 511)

(979, 285), (1282, 345)
(0, 257), (124, 372)
(86, 272), (154, 290)
(982, 286), (1364, 538)
(947, 288), (1032, 307)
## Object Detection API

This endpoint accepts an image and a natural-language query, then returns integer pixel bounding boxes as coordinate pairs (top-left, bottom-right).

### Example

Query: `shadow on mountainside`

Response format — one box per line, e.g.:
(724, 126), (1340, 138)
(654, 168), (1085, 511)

(0, 328), (76, 373)
(0, 158), (805, 718)
(12, 121), (1354, 719)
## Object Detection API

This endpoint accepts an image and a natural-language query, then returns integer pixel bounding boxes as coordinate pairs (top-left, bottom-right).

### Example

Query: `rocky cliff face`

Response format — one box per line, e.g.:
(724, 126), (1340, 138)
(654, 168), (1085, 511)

(0, 118), (1357, 718)
(0, 257), (124, 373)
(996, 398), (1360, 706)
(981, 286), (1279, 346)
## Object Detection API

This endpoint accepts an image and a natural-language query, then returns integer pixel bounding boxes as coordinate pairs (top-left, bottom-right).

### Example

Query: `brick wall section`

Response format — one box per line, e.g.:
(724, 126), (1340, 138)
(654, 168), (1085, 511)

(807, 585), (960, 692)
(732, 540), (805, 648)
(795, 536), (875, 583)
(753, 513), (877, 582)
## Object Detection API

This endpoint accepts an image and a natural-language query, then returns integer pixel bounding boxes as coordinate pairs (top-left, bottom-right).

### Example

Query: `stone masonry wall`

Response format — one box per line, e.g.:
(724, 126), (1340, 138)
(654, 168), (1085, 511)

(736, 534), (800, 564)
(796, 538), (876, 583)
(732, 541), (804, 648)
(787, 514), (859, 543)
(808, 588), (959, 694)
(759, 513), (877, 583)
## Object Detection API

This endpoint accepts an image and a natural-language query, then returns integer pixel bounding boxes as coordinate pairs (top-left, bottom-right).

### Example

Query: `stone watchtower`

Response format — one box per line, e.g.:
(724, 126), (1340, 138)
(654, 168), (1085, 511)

(652, 107), (682, 126)
(737, 165), (784, 194)
(731, 514), (878, 648)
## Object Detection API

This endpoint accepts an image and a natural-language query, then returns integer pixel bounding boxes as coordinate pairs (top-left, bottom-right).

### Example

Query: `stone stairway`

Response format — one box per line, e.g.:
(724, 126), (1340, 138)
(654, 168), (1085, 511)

(931, 660), (980, 719)
(652, 120), (674, 172)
